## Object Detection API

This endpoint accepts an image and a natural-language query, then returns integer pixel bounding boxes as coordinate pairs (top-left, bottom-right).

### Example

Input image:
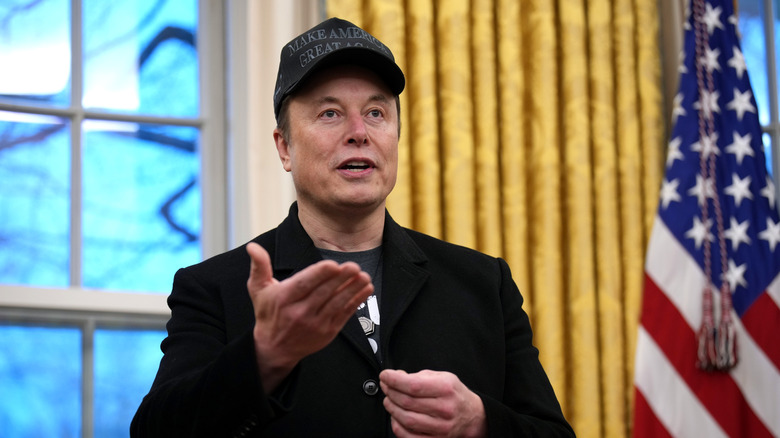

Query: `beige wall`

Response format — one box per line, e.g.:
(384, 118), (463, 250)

(226, 0), (322, 248)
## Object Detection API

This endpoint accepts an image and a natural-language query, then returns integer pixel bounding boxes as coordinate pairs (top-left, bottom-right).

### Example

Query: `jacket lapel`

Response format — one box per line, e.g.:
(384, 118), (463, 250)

(377, 213), (430, 368)
(270, 204), (430, 369)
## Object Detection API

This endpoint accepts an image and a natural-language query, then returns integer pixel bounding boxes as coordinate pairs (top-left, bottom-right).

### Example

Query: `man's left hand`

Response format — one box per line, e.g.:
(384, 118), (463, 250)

(379, 369), (487, 438)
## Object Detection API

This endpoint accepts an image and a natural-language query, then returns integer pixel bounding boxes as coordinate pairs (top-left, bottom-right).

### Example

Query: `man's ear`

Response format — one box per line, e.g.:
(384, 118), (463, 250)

(273, 128), (292, 172)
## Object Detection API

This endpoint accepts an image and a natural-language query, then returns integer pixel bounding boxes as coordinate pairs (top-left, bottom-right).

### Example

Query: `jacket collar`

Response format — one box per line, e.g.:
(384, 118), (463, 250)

(272, 202), (429, 270)
(272, 202), (430, 368)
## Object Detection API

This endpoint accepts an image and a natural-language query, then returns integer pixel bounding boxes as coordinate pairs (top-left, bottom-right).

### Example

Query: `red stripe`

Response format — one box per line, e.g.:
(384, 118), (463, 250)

(633, 388), (674, 438)
(740, 291), (780, 371)
(640, 274), (773, 438)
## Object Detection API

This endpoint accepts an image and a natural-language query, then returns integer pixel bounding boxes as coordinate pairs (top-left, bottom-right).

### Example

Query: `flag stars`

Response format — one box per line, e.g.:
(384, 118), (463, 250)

(694, 89), (721, 117)
(667, 137), (684, 167)
(728, 14), (741, 38)
(761, 177), (777, 210)
(724, 259), (748, 292)
(686, 216), (714, 249)
(728, 46), (747, 79)
(702, 2), (725, 35)
(678, 50), (689, 74)
(689, 174), (716, 207)
(758, 217), (780, 251)
(691, 131), (720, 159)
(660, 178), (682, 209)
(724, 217), (751, 250)
(724, 173), (753, 207)
(672, 93), (687, 123)
(701, 46), (721, 73)
(725, 131), (754, 165)
(727, 88), (756, 121)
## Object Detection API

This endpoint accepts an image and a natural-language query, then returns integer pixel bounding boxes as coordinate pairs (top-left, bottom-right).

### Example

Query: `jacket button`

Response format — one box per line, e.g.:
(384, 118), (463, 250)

(363, 379), (379, 396)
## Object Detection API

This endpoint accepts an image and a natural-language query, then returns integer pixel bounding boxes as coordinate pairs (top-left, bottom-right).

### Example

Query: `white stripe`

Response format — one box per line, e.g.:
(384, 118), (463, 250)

(729, 308), (780, 436)
(645, 216), (780, 435)
(768, 273), (780, 309)
(645, 217), (705, 330)
(634, 327), (727, 438)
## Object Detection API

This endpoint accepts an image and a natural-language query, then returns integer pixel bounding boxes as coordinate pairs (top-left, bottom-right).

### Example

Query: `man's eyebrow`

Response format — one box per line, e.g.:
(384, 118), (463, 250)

(367, 94), (391, 105)
(315, 94), (391, 105)
(317, 96), (340, 106)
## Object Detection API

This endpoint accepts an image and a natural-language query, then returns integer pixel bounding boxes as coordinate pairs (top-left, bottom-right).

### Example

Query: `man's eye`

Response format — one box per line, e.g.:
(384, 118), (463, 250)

(368, 109), (382, 118)
(322, 110), (337, 118)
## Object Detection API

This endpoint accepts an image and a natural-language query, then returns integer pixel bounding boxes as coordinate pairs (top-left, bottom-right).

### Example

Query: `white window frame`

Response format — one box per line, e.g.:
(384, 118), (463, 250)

(0, 1), (315, 437)
(0, 0), (320, 315)
(756, 0), (780, 185)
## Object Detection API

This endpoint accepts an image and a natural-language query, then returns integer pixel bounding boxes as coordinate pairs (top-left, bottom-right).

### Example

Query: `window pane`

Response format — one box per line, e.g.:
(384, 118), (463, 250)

(82, 120), (201, 292)
(0, 325), (81, 437)
(738, 0), (770, 126)
(764, 132), (775, 177)
(0, 0), (71, 107)
(82, 0), (199, 117)
(94, 328), (165, 437)
(0, 112), (70, 287)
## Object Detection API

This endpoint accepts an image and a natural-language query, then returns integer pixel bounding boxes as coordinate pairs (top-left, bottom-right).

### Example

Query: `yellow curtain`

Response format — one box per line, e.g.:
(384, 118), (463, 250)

(326, 1), (665, 436)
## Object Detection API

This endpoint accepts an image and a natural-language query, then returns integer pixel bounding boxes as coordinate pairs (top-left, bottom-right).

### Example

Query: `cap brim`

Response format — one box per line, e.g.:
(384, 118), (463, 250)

(276, 47), (405, 116)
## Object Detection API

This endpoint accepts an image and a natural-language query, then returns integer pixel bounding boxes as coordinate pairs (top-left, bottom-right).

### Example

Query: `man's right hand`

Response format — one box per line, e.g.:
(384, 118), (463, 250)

(246, 242), (374, 392)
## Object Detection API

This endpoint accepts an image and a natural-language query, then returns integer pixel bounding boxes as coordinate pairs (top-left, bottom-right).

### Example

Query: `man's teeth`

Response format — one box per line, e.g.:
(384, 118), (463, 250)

(343, 162), (370, 171)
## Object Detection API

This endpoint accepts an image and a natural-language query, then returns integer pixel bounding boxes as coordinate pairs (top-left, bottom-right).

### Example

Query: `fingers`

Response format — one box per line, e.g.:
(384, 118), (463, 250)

(380, 369), (449, 398)
(324, 269), (374, 313)
(381, 369), (488, 438)
(380, 369), (447, 419)
(282, 260), (369, 307)
(247, 242), (373, 318)
(246, 242), (275, 290)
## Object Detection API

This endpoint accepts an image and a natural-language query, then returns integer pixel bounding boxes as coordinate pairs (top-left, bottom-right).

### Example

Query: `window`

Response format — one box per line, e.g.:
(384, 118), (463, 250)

(738, 0), (780, 184)
(0, 0), (225, 436)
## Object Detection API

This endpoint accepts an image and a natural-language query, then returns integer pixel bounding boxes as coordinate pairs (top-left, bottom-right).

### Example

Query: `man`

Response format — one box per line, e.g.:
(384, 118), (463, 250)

(131, 17), (574, 437)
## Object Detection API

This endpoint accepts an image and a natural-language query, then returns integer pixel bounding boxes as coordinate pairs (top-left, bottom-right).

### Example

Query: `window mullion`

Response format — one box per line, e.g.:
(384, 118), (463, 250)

(761, 0), (780, 187)
(82, 317), (95, 438)
(70, 0), (84, 288)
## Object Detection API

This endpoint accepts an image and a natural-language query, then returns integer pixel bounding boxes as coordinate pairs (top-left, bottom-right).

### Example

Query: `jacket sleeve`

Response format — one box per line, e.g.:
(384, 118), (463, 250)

(480, 258), (576, 438)
(129, 266), (283, 438)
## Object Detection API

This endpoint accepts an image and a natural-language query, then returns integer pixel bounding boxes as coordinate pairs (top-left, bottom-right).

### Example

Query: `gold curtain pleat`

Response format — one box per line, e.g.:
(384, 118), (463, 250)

(524, 0), (567, 407)
(325, 1), (664, 436)
(559, 0), (602, 436)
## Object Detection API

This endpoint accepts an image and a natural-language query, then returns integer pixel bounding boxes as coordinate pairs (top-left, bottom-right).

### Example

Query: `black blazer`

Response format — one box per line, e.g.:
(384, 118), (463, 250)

(131, 204), (574, 437)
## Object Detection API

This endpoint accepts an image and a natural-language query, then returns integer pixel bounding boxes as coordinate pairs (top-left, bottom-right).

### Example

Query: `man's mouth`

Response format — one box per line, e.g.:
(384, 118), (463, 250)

(340, 161), (372, 172)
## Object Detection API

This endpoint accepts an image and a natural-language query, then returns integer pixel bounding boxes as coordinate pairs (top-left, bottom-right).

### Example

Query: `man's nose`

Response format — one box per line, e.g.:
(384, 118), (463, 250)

(346, 114), (368, 145)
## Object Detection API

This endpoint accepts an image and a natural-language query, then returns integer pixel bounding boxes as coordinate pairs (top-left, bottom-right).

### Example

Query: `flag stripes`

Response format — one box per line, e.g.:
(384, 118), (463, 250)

(740, 288), (780, 370)
(637, 218), (780, 437)
(635, 328), (728, 438)
(632, 391), (674, 438)
(633, 0), (780, 435)
(641, 274), (771, 438)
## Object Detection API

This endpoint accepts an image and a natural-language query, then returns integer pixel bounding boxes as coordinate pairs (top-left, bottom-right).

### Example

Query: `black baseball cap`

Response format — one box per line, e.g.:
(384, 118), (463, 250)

(273, 17), (406, 120)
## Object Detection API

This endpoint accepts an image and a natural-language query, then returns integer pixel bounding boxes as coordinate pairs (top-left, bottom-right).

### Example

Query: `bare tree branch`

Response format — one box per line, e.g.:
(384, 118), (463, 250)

(139, 25), (196, 68)
(0, 0), (46, 36)
(0, 124), (65, 153)
(159, 177), (198, 242)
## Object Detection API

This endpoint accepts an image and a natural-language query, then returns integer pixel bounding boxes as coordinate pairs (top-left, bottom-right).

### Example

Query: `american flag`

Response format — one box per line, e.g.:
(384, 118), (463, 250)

(633, 0), (780, 436)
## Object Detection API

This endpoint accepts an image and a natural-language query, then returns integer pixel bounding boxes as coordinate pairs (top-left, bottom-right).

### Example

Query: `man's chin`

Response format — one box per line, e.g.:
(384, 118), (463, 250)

(328, 195), (386, 214)
(336, 198), (383, 211)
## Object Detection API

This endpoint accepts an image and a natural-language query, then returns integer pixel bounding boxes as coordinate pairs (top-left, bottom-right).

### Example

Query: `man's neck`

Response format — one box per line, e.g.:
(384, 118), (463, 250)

(296, 202), (385, 252)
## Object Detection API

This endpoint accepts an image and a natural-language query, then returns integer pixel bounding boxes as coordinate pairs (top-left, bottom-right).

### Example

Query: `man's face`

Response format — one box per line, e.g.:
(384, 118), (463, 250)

(275, 65), (399, 216)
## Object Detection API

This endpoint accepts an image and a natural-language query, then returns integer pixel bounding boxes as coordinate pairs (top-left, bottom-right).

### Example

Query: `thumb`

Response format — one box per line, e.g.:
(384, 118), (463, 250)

(246, 242), (275, 290)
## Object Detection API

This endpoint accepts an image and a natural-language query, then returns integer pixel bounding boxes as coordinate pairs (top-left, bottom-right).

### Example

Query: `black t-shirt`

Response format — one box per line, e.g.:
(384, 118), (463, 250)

(318, 246), (383, 363)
